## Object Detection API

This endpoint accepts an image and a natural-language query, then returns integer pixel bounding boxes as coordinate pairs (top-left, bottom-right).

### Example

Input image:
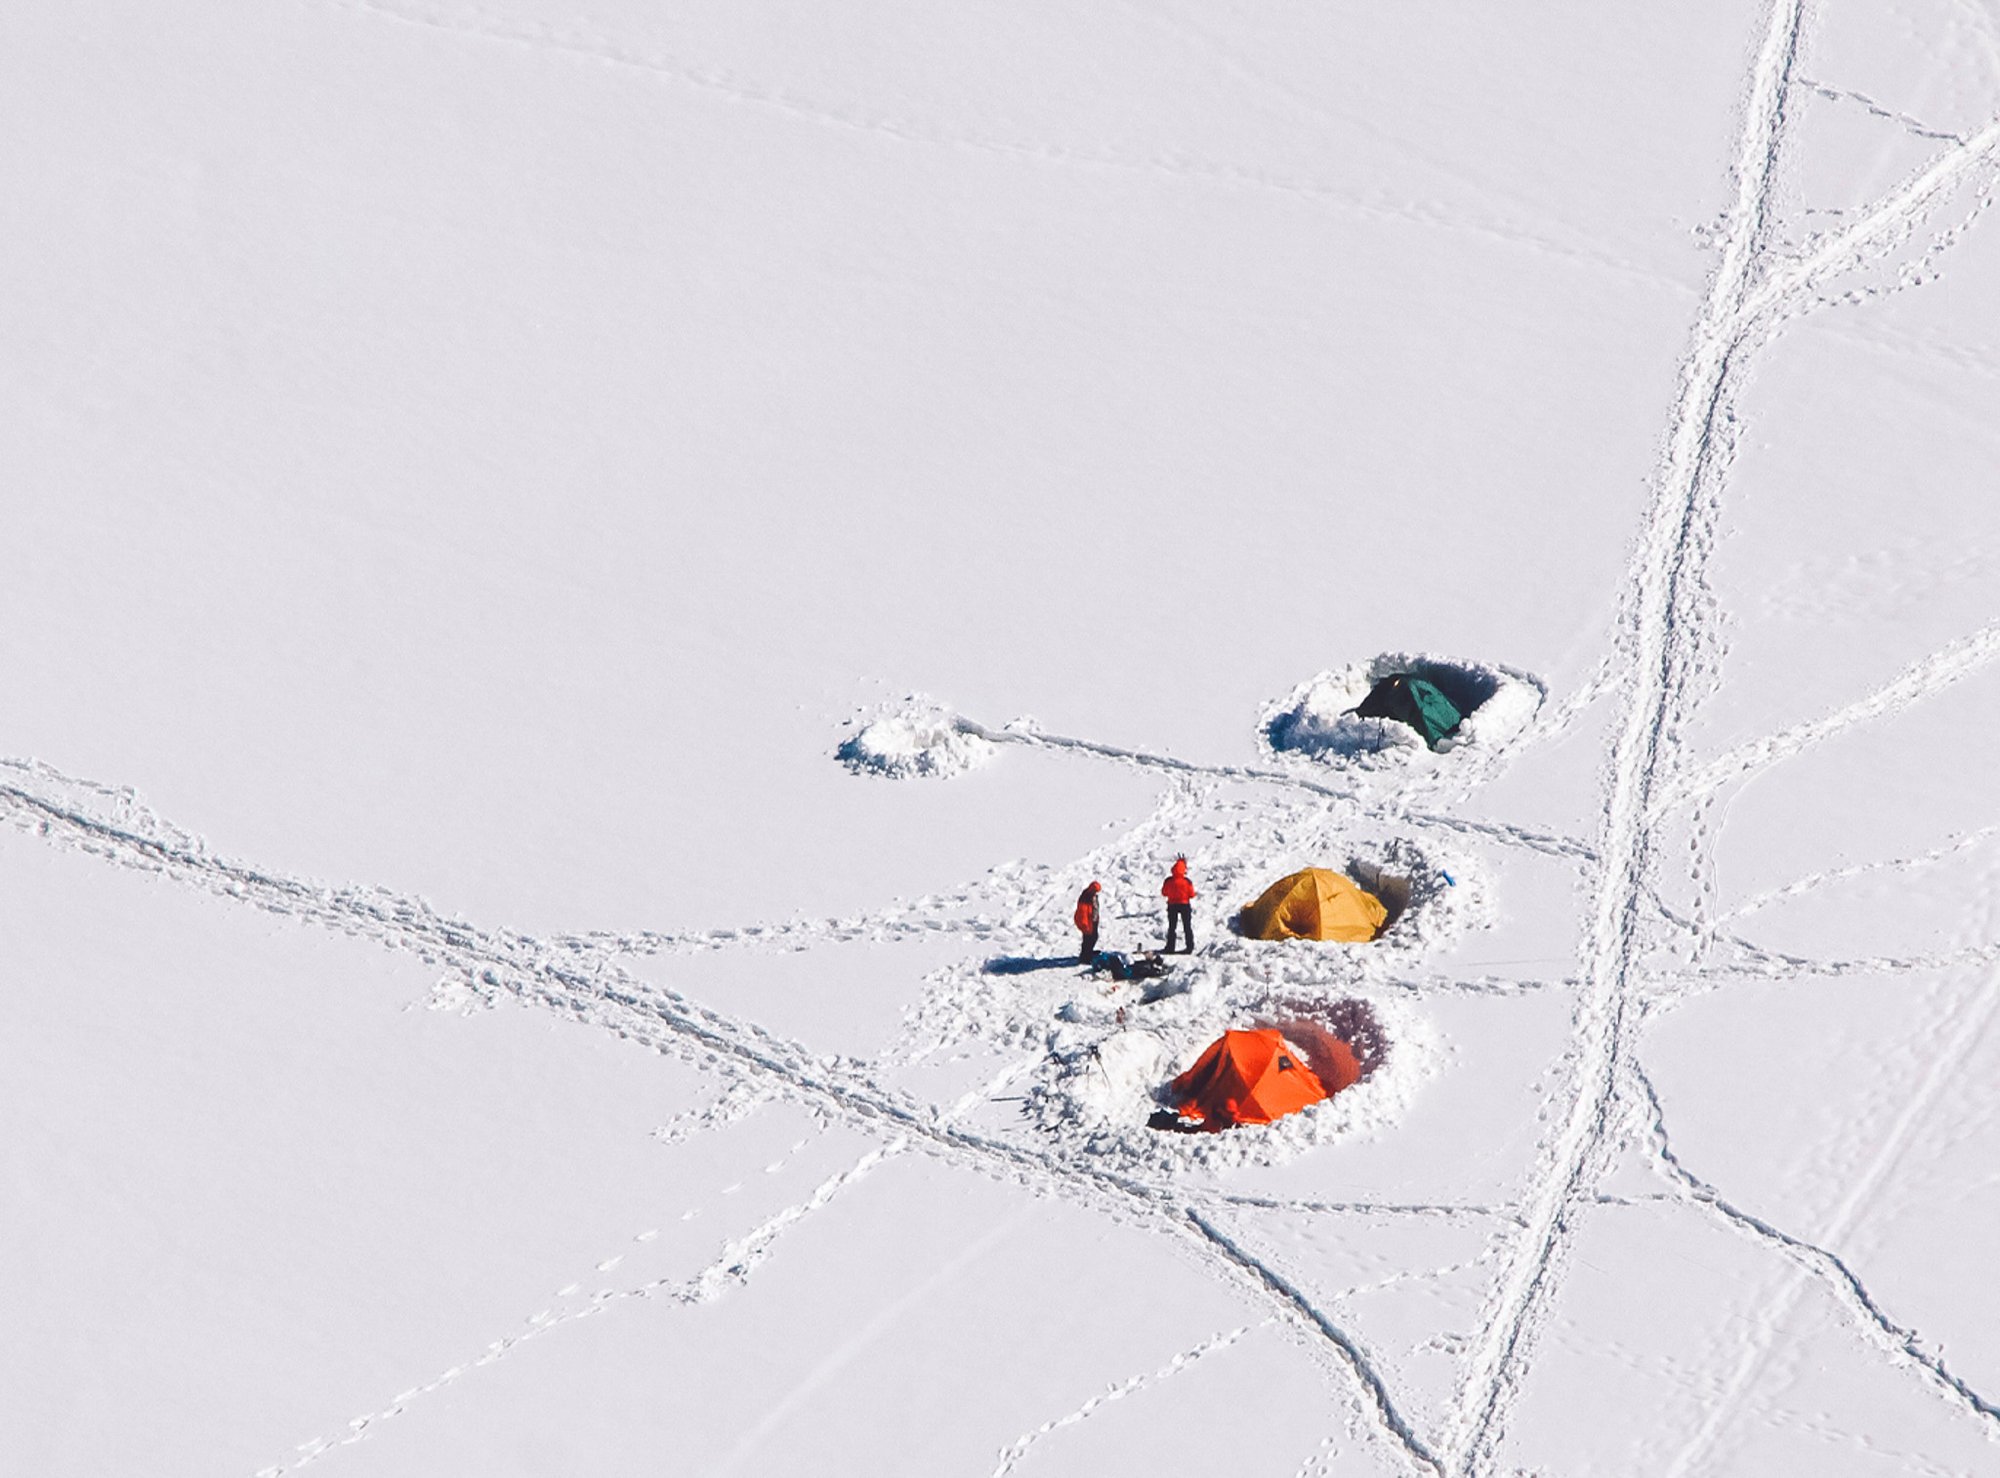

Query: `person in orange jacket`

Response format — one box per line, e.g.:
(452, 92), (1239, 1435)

(1162, 855), (1197, 953)
(1074, 881), (1103, 962)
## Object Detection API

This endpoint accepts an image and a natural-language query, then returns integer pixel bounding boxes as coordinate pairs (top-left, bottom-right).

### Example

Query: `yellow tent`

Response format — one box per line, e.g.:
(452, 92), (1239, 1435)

(1239, 868), (1387, 942)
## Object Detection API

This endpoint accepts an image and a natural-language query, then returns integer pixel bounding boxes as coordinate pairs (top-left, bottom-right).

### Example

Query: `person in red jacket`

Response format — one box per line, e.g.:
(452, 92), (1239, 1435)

(1074, 881), (1103, 962)
(1162, 855), (1197, 953)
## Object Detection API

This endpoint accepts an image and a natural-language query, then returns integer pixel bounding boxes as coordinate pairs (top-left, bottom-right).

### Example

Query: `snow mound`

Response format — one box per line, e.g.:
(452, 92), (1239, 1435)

(1261, 652), (1544, 764)
(836, 697), (996, 780)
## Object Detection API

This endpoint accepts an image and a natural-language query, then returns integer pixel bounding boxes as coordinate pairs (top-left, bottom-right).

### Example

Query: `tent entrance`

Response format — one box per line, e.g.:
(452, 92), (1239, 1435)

(1354, 673), (1463, 749)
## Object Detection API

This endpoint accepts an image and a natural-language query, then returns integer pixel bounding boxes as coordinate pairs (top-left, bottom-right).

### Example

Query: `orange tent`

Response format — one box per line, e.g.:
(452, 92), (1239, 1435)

(1168, 1029), (1328, 1130)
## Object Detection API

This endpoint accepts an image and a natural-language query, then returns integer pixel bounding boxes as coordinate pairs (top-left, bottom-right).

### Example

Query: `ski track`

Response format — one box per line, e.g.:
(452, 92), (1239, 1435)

(259, 1134), (905, 1476)
(1650, 619), (2000, 818)
(1449, 35), (2000, 1478)
(988, 1320), (1266, 1478)
(265, 1057), (1040, 1474)
(1657, 940), (2000, 998)
(1715, 825), (2000, 926)
(1447, 4), (1807, 1470)
(1744, 108), (2000, 330)
(1636, 947), (2000, 1478)
(1626, 1064), (2000, 1457)
(1207, 1192), (1524, 1226)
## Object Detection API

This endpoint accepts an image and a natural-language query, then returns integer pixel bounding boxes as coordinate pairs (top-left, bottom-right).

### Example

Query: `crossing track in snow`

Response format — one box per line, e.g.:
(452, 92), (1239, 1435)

(263, 1135), (911, 1475)
(1445, 3), (1809, 1470)
(0, 762), (1446, 1477)
(1190, 1210), (1446, 1475)
(1444, 8), (2000, 1470)
(988, 1318), (1266, 1478)
(1647, 618), (2000, 818)
(956, 717), (1597, 863)
(1626, 1052), (2000, 1478)
(1745, 114), (2000, 323)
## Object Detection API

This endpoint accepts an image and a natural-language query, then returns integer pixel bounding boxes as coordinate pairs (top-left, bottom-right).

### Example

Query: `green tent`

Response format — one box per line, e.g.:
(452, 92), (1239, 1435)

(1354, 673), (1463, 750)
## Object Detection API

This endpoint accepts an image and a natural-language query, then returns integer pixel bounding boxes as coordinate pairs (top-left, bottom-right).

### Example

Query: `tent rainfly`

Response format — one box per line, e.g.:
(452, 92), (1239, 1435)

(1239, 867), (1388, 942)
(1354, 673), (1463, 749)
(1167, 1028), (1328, 1129)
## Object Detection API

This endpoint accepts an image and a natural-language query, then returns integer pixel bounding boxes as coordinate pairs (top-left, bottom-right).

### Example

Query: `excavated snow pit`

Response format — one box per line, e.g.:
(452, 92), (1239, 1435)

(1022, 990), (1438, 1170)
(836, 696), (996, 779)
(1227, 848), (1448, 943)
(1261, 651), (1543, 764)
(1258, 997), (1389, 1093)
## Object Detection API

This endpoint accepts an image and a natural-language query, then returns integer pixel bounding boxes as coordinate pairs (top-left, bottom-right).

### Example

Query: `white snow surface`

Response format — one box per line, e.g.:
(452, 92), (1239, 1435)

(8, 3), (2000, 1476)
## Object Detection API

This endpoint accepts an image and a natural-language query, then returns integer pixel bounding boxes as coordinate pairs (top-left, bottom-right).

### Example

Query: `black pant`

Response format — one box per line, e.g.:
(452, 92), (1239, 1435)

(1079, 928), (1097, 962)
(1165, 904), (1193, 953)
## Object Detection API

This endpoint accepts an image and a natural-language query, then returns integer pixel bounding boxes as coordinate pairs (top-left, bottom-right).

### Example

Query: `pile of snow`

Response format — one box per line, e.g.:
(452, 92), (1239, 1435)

(1261, 652), (1544, 764)
(836, 696), (996, 780)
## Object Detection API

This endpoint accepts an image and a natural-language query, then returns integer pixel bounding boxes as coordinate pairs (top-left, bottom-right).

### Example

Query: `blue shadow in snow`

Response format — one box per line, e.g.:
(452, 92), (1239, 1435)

(982, 955), (1082, 976)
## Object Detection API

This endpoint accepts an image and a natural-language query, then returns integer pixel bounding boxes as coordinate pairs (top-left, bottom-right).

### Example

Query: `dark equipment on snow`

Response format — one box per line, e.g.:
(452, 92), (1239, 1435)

(1353, 673), (1464, 750)
(1093, 950), (1172, 983)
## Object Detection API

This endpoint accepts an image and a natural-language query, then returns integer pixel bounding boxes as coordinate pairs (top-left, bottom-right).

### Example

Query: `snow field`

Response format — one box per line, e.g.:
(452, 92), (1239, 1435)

(9, 0), (2000, 1474)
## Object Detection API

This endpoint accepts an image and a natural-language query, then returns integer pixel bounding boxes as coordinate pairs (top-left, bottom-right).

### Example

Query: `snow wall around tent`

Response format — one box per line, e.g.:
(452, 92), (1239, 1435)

(1261, 651), (1544, 764)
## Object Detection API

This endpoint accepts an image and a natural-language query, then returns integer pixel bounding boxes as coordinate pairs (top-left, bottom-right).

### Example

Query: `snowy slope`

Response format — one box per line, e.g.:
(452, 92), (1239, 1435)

(6, 2), (2000, 1475)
